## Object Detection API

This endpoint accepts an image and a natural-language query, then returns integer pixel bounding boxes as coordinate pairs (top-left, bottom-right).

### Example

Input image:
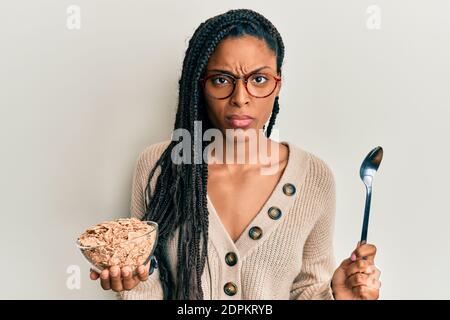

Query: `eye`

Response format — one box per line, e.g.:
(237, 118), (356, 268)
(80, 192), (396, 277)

(210, 76), (231, 86)
(251, 74), (268, 85)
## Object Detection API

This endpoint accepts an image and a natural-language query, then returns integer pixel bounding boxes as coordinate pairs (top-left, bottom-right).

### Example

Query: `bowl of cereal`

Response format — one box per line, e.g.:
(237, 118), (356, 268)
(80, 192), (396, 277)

(76, 218), (158, 275)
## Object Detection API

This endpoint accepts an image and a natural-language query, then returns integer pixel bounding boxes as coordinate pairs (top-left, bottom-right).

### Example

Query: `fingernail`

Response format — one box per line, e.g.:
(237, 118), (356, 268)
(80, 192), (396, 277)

(351, 253), (357, 262)
(123, 270), (129, 277)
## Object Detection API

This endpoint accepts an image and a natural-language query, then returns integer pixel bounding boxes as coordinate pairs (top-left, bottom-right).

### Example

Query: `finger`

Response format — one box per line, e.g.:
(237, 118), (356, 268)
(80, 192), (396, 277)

(100, 269), (111, 290)
(90, 269), (100, 281)
(136, 264), (150, 282)
(352, 285), (380, 300)
(367, 276), (382, 290)
(121, 266), (135, 291)
(370, 265), (382, 279)
(346, 271), (381, 290)
(345, 272), (369, 289)
(109, 266), (124, 292)
(338, 257), (354, 270)
(345, 259), (372, 277)
(353, 243), (377, 263)
(363, 264), (382, 279)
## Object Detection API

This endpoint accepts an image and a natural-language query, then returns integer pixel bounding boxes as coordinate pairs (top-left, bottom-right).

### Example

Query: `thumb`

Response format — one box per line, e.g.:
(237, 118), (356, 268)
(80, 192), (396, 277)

(339, 257), (353, 269)
(349, 241), (361, 262)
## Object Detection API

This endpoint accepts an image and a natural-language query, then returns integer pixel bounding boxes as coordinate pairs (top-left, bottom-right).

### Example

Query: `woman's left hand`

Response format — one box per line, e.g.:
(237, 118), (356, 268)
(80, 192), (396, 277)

(331, 241), (381, 300)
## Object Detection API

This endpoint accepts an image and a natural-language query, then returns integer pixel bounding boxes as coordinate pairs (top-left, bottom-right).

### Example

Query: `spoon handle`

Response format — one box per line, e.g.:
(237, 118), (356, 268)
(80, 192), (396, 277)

(360, 186), (372, 245)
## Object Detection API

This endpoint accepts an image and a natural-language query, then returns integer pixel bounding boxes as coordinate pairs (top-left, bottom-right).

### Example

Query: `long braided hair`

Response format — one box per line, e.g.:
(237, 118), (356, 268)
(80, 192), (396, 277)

(142, 8), (285, 300)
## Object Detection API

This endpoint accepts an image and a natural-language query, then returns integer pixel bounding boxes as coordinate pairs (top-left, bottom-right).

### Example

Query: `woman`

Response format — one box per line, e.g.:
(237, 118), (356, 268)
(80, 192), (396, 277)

(90, 8), (381, 300)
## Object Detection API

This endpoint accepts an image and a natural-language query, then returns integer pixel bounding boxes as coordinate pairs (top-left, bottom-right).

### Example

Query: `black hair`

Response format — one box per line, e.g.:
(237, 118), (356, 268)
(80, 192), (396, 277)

(142, 8), (285, 300)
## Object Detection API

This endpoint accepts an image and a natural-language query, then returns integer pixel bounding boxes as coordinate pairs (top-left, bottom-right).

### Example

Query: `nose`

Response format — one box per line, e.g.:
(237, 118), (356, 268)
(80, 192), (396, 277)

(230, 79), (250, 107)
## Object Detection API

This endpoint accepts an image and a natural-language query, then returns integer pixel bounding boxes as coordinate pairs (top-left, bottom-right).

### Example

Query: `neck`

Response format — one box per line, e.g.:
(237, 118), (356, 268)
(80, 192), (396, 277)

(209, 129), (280, 168)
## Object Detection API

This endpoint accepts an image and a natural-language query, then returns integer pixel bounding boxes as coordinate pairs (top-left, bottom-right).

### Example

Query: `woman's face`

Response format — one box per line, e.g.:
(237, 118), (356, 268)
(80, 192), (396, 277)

(202, 35), (281, 135)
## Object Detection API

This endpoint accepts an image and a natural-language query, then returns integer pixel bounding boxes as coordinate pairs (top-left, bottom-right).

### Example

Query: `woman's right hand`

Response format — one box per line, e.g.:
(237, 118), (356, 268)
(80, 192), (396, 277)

(90, 264), (150, 292)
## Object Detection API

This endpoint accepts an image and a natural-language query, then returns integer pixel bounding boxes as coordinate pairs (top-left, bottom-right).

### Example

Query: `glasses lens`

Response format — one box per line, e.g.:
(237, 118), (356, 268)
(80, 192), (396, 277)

(247, 73), (277, 98)
(203, 73), (278, 99)
(204, 75), (235, 99)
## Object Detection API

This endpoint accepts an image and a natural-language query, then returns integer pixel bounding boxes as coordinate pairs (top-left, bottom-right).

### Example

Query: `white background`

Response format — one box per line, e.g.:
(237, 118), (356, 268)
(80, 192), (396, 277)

(1, 0), (449, 299)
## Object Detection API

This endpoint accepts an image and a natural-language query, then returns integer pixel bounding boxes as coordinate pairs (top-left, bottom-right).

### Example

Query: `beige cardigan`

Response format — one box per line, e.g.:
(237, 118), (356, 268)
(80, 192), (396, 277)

(117, 139), (336, 300)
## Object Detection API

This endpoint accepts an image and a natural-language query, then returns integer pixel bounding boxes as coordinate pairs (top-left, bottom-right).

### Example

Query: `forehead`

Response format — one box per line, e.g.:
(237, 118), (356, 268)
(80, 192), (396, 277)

(207, 35), (276, 70)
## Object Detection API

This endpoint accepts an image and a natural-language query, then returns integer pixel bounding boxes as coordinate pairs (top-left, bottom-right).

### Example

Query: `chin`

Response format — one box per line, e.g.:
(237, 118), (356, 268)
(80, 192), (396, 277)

(223, 126), (263, 141)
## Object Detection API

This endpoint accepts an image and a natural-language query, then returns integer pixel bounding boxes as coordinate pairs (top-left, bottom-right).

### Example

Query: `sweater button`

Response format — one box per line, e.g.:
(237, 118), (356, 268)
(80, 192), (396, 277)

(268, 206), (282, 220)
(249, 226), (263, 240)
(225, 252), (238, 266)
(283, 183), (296, 196)
(224, 282), (237, 296)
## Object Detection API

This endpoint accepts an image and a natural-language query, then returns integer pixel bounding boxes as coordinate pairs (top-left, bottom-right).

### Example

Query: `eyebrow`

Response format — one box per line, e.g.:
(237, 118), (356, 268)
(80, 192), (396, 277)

(206, 66), (273, 77)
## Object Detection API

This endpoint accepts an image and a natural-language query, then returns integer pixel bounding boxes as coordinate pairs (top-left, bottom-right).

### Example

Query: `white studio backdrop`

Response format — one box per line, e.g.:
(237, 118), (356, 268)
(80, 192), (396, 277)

(0, 0), (449, 299)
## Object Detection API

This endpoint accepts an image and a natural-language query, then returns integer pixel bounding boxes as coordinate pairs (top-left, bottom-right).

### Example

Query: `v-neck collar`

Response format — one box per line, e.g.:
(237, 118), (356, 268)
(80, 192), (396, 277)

(206, 140), (311, 259)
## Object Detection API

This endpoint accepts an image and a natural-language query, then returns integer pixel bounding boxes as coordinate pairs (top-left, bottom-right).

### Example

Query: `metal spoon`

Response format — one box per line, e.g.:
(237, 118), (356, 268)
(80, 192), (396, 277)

(359, 146), (383, 245)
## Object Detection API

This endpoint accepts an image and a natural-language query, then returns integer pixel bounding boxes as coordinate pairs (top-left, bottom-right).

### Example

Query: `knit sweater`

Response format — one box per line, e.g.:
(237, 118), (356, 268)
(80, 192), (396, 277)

(117, 139), (336, 300)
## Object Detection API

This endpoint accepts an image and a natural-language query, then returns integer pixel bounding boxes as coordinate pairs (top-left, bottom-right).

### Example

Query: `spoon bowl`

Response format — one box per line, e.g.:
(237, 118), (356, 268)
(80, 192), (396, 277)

(360, 146), (383, 186)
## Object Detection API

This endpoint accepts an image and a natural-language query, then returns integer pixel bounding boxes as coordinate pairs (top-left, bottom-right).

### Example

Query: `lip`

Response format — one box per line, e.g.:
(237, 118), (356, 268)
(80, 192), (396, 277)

(226, 114), (254, 120)
(225, 115), (255, 129)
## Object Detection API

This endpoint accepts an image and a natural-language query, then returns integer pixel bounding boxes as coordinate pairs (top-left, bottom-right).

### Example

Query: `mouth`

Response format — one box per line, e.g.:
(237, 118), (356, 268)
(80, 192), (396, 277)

(225, 115), (255, 129)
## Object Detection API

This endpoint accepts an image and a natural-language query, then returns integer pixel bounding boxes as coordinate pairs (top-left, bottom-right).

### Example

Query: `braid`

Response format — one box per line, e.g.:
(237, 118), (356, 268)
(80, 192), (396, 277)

(265, 96), (280, 137)
(142, 8), (285, 300)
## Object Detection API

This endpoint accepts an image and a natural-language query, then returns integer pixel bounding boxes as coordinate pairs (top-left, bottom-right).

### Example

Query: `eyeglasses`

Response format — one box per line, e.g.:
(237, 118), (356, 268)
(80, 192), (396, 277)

(199, 72), (281, 99)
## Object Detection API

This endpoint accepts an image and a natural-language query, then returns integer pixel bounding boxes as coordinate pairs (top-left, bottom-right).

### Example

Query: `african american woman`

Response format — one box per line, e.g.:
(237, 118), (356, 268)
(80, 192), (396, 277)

(90, 8), (381, 300)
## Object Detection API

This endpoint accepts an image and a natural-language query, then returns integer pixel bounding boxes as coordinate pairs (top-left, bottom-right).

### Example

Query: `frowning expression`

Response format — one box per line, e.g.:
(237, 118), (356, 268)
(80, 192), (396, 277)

(202, 35), (281, 135)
